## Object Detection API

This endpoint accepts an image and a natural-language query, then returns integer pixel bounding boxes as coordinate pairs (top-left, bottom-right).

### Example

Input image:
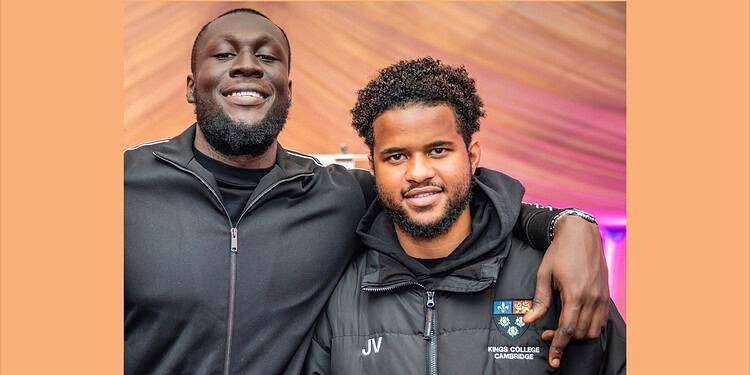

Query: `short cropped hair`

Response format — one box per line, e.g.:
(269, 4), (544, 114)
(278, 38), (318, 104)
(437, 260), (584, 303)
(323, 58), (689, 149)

(190, 8), (291, 74)
(351, 57), (485, 152)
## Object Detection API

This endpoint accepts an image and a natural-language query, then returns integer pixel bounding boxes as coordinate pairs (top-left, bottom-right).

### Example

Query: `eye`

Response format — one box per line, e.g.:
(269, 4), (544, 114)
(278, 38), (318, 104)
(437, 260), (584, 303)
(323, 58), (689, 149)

(256, 54), (277, 62)
(213, 52), (235, 60)
(385, 153), (406, 164)
(429, 147), (448, 157)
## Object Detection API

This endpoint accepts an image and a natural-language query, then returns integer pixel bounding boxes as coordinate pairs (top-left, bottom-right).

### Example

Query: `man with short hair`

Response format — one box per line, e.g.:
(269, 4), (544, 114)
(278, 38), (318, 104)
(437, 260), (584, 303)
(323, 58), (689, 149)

(126, 9), (612, 375)
(303, 57), (625, 374)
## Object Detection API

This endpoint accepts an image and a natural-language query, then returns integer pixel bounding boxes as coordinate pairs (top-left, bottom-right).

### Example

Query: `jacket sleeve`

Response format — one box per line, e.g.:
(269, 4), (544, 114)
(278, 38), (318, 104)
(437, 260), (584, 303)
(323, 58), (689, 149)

(513, 202), (566, 251)
(303, 308), (334, 375)
(600, 302), (627, 374)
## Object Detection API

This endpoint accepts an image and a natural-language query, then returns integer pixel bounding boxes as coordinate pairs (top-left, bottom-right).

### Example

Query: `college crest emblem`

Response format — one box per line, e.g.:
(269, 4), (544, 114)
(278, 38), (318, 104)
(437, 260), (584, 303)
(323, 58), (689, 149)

(492, 300), (532, 340)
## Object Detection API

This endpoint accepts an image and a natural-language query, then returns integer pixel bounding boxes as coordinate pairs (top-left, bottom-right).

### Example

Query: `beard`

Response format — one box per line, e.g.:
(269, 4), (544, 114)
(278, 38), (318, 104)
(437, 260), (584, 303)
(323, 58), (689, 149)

(377, 176), (474, 240)
(194, 93), (291, 157)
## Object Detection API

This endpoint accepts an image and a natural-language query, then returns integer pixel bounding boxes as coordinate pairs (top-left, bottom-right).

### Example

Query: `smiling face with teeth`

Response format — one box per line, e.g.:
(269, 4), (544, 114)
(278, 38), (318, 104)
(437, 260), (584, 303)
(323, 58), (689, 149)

(371, 103), (481, 239)
(187, 12), (291, 157)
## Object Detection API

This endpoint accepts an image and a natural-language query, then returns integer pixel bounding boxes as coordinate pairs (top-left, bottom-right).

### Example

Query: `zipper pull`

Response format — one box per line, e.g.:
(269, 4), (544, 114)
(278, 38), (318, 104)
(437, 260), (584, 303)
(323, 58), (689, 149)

(423, 291), (436, 340)
(230, 228), (238, 253)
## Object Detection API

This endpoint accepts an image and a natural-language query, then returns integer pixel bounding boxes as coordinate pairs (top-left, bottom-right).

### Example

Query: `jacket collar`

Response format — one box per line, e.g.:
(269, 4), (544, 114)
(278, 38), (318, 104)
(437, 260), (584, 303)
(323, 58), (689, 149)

(360, 248), (503, 293)
(153, 124), (320, 178)
(151, 124), (321, 220)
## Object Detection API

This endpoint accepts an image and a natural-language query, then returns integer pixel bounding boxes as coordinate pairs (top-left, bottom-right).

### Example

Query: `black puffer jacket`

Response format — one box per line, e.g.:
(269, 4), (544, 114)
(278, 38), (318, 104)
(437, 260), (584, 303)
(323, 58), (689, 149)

(304, 168), (626, 374)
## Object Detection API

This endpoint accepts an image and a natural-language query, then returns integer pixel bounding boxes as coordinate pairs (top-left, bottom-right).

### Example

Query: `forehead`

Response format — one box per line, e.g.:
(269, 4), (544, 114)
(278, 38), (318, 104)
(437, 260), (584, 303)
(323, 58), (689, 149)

(372, 104), (462, 149)
(198, 13), (288, 52)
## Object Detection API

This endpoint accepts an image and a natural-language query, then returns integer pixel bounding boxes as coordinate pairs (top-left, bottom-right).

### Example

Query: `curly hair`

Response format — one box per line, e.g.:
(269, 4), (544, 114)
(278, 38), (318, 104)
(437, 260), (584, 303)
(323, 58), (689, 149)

(351, 57), (485, 152)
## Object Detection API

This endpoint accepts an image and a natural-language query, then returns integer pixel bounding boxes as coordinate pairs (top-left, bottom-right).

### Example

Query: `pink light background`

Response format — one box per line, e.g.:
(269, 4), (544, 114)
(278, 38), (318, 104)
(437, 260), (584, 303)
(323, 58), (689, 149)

(602, 226), (626, 320)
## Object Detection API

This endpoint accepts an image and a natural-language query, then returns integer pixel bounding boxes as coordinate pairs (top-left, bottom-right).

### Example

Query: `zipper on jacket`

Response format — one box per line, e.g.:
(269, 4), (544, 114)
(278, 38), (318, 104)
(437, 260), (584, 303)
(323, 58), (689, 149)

(230, 228), (238, 253)
(363, 283), (439, 374)
(227, 173), (314, 374)
(221, 174), (311, 374)
(154, 152), (313, 375)
(424, 290), (438, 375)
(224, 246), (237, 374)
(361, 281), (424, 293)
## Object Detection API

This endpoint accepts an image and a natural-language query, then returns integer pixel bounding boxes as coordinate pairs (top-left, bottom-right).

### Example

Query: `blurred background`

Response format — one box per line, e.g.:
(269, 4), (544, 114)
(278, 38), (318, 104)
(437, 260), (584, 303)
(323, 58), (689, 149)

(124, 2), (626, 318)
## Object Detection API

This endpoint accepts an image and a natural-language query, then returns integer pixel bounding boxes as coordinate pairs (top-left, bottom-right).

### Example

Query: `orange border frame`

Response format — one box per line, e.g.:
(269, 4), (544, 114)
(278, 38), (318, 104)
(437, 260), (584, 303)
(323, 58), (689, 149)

(1, 1), (748, 373)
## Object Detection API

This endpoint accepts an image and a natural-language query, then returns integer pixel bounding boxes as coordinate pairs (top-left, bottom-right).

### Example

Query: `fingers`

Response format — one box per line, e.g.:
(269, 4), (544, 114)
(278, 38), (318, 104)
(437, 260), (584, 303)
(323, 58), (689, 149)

(542, 296), (608, 369)
(573, 303), (595, 339)
(548, 300), (581, 368)
(586, 302), (609, 339)
(541, 330), (555, 341)
(540, 330), (556, 367)
(524, 267), (552, 324)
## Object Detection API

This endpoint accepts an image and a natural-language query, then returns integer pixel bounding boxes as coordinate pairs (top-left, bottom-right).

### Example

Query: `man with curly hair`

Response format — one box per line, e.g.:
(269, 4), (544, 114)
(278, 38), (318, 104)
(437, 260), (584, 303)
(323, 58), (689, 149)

(304, 58), (625, 374)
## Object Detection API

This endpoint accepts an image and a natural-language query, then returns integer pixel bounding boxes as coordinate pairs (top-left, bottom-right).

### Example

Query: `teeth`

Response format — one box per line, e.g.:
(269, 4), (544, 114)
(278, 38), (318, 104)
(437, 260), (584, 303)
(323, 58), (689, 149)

(409, 192), (438, 198)
(228, 91), (262, 98)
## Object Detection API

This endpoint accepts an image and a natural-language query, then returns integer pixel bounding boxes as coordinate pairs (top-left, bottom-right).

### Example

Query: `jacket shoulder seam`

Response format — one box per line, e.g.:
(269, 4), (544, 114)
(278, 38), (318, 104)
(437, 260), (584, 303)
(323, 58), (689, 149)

(124, 139), (170, 152)
(285, 149), (324, 167)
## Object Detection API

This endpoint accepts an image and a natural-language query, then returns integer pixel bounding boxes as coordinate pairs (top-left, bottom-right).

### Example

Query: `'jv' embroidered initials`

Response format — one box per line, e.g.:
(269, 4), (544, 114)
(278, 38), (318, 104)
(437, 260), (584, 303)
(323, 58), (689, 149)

(361, 336), (383, 356)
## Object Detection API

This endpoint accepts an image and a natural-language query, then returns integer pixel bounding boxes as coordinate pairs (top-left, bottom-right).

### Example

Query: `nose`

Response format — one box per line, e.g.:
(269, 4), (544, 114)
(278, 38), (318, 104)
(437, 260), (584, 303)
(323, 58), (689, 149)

(404, 154), (435, 184)
(229, 51), (263, 78)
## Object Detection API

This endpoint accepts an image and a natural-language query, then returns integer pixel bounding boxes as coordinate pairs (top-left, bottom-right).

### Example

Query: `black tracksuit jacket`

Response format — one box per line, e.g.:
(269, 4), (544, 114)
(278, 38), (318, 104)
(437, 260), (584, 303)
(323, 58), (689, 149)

(125, 125), (565, 375)
(126, 126), (372, 374)
(304, 169), (626, 374)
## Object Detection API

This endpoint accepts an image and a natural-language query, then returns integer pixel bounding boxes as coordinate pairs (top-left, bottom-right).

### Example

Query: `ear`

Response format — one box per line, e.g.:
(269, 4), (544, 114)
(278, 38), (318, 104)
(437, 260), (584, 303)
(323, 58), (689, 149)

(186, 73), (195, 103)
(288, 79), (293, 95)
(467, 138), (481, 175)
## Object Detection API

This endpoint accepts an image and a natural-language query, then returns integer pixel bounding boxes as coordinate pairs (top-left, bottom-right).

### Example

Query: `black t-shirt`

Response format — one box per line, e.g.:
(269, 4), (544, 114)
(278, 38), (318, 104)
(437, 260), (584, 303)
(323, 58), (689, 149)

(415, 257), (446, 269)
(193, 148), (274, 224)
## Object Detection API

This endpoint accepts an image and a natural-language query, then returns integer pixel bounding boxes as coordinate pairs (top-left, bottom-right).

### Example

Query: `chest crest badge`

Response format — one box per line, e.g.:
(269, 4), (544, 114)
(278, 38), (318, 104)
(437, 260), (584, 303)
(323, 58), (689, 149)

(492, 300), (532, 340)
